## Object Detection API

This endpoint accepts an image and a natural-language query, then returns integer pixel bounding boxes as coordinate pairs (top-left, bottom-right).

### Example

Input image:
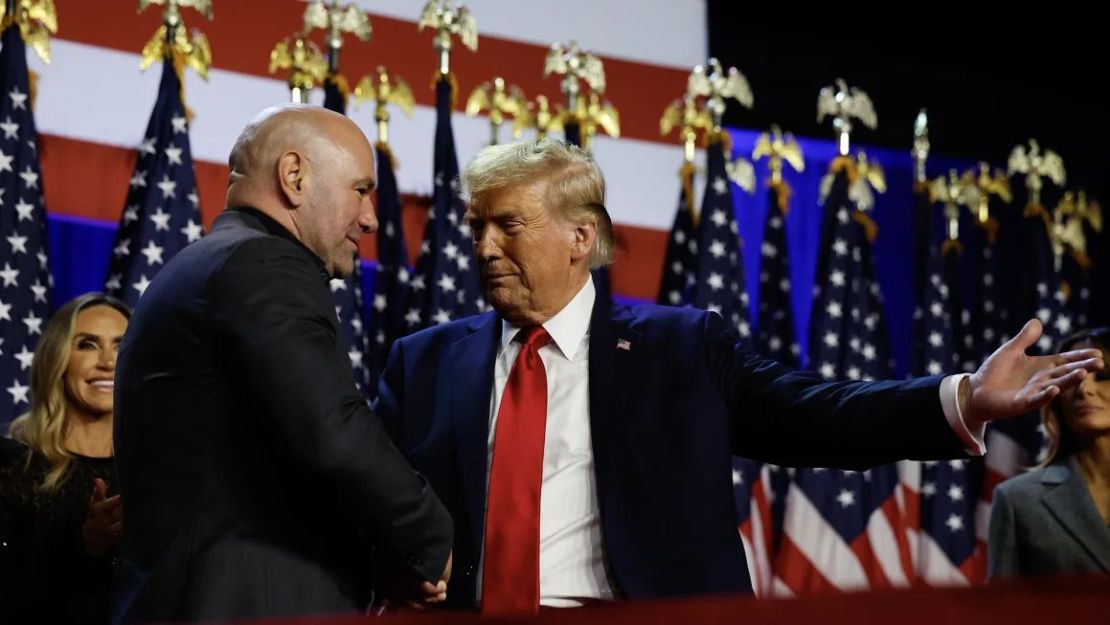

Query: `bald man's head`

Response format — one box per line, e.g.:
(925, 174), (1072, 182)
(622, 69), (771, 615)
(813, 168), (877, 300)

(228, 104), (349, 195)
(225, 104), (378, 278)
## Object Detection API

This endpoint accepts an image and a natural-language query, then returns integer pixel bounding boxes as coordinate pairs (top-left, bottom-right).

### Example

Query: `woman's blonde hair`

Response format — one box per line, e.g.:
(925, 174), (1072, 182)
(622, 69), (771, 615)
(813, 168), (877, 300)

(461, 138), (615, 268)
(8, 293), (130, 492)
(1040, 326), (1110, 467)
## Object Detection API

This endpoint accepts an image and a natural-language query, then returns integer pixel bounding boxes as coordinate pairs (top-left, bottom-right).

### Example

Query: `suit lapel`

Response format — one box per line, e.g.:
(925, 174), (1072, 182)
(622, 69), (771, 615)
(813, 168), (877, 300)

(1042, 457), (1110, 572)
(446, 312), (500, 553)
(587, 297), (640, 534)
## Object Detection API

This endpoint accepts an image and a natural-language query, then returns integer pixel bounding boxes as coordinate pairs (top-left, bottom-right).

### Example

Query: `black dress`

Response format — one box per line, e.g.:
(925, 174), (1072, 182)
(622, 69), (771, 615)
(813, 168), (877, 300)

(0, 442), (118, 624)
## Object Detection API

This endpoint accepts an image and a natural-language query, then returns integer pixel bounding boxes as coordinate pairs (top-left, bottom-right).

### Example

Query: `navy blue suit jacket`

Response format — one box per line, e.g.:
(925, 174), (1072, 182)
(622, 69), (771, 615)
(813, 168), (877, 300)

(374, 294), (967, 607)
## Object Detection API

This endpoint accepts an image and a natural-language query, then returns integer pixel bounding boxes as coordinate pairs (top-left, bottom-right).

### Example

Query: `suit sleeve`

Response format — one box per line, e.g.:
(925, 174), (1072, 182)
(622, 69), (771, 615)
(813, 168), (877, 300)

(209, 238), (452, 582)
(987, 486), (1020, 579)
(704, 311), (968, 468)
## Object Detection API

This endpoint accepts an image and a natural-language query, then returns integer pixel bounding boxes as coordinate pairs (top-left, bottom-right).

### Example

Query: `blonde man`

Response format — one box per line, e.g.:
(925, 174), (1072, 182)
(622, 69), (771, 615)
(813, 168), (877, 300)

(376, 138), (1102, 615)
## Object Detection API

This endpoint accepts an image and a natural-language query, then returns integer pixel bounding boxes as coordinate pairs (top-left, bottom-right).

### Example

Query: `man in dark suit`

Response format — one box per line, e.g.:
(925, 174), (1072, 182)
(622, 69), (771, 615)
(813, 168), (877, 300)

(113, 105), (453, 623)
(374, 139), (1103, 614)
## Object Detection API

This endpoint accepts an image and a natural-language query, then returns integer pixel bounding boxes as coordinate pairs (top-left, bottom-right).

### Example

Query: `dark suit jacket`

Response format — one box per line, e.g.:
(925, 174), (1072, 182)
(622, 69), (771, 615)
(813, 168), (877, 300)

(374, 292), (967, 607)
(113, 209), (453, 623)
(988, 456), (1110, 578)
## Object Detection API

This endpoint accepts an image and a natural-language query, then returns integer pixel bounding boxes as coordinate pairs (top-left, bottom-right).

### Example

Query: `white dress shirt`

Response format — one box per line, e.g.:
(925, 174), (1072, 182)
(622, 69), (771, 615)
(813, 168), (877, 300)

(481, 277), (614, 607)
(477, 277), (985, 607)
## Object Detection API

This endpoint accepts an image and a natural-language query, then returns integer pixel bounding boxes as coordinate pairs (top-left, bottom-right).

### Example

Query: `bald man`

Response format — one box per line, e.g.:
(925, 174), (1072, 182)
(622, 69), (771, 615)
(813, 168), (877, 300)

(112, 105), (453, 623)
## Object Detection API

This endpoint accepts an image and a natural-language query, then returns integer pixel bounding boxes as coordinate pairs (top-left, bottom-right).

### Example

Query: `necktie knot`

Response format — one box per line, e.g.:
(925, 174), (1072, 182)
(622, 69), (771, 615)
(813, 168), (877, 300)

(515, 326), (551, 351)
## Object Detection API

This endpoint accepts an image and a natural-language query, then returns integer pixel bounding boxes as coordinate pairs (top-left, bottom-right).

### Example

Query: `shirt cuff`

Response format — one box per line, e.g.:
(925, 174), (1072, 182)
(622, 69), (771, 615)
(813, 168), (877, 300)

(940, 373), (986, 456)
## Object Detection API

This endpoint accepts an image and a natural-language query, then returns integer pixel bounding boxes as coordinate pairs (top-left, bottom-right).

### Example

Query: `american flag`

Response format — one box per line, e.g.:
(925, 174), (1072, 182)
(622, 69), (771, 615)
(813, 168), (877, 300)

(691, 139), (749, 337)
(914, 456), (984, 583)
(775, 465), (915, 593)
(656, 163), (697, 307)
(755, 182), (799, 364)
(366, 142), (410, 392)
(105, 58), (202, 308)
(322, 76), (372, 395)
(807, 162), (890, 383)
(1030, 236), (1074, 354)
(909, 184), (984, 584)
(911, 188), (957, 379)
(0, 25), (53, 428)
(731, 457), (775, 596)
(970, 201), (1040, 577)
(773, 159), (914, 594)
(1061, 249), (1092, 330)
(409, 77), (482, 328)
(734, 180), (802, 595)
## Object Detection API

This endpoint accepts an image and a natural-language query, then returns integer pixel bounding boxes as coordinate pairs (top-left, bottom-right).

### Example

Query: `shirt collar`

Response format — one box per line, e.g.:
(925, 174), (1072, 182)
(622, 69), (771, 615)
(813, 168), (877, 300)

(499, 276), (595, 361)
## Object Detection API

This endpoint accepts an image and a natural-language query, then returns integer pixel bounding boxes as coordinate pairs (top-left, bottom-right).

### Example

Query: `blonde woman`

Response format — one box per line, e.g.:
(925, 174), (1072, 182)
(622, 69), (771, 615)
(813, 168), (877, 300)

(1, 293), (129, 624)
(989, 327), (1110, 578)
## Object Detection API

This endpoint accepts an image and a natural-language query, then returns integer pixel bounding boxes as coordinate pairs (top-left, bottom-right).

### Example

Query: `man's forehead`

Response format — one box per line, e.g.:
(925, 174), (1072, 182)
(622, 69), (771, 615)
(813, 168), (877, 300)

(467, 180), (550, 215)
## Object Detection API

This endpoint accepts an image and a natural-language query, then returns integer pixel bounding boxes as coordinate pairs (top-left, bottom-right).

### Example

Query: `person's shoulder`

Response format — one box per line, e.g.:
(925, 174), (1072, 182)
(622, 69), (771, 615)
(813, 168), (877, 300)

(620, 303), (724, 339)
(0, 437), (27, 468)
(209, 229), (327, 294)
(996, 464), (1055, 500)
(399, 312), (495, 348)
(219, 229), (311, 266)
(0, 444), (44, 500)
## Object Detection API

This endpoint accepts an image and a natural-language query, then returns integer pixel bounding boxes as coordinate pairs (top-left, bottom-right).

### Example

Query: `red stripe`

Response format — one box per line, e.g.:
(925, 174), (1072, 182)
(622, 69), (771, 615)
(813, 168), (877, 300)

(879, 495), (917, 585)
(39, 132), (668, 301)
(849, 533), (893, 589)
(959, 544), (986, 585)
(978, 468), (1009, 505)
(750, 477), (776, 596)
(54, 0), (688, 147)
(774, 534), (839, 595)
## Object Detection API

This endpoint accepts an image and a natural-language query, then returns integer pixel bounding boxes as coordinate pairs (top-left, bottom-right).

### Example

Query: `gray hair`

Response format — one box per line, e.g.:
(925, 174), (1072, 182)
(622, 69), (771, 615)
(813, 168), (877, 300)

(461, 139), (615, 268)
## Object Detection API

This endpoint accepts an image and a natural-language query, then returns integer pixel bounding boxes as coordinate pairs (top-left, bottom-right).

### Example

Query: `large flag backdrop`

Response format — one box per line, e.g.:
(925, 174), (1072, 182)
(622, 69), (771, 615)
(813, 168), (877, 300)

(27, 0), (1032, 378)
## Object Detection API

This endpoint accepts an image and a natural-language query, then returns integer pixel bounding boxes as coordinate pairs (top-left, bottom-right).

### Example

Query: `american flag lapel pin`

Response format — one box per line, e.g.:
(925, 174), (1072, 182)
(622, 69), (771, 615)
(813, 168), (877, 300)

(616, 338), (632, 351)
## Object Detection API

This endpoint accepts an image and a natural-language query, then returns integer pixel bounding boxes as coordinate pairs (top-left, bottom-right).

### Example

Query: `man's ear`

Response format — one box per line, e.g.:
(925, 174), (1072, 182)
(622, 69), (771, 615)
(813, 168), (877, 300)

(570, 219), (597, 263)
(277, 150), (308, 208)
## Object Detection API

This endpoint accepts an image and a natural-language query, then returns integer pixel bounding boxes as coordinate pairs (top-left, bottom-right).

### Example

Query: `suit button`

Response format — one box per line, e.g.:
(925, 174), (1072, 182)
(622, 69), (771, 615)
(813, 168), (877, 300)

(465, 565), (475, 577)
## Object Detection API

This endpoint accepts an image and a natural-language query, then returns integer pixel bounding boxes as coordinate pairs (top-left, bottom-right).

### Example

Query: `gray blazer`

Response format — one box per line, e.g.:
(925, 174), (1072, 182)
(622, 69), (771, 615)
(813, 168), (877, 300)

(988, 456), (1110, 578)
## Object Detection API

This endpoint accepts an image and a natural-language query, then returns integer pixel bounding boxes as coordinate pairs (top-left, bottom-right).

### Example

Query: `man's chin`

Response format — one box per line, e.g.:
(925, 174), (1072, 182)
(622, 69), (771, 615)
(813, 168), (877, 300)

(485, 289), (515, 316)
(331, 261), (355, 280)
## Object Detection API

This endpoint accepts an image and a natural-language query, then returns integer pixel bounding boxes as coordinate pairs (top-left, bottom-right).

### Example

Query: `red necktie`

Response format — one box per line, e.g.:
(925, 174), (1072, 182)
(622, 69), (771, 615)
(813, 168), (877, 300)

(481, 326), (551, 616)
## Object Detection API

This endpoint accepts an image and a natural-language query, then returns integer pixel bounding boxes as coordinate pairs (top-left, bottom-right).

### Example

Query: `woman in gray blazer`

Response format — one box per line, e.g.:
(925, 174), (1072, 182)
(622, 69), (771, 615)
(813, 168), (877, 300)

(988, 327), (1110, 578)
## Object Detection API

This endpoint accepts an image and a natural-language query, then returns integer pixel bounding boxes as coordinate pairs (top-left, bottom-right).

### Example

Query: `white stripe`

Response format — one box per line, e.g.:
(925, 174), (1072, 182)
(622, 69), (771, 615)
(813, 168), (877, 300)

(747, 471), (774, 596)
(984, 429), (1028, 476)
(914, 533), (971, 586)
(344, 0), (708, 71)
(738, 532), (761, 598)
(749, 489), (772, 596)
(906, 527), (921, 572)
(898, 459), (921, 491)
(975, 500), (992, 542)
(865, 507), (909, 587)
(781, 483), (869, 590)
(771, 577), (796, 598)
(897, 460), (922, 570)
(30, 39), (692, 231)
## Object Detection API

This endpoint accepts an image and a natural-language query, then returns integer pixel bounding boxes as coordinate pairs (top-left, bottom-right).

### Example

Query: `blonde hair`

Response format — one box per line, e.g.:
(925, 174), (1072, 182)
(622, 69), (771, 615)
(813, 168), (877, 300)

(1040, 326), (1110, 467)
(9, 293), (130, 492)
(461, 138), (615, 268)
